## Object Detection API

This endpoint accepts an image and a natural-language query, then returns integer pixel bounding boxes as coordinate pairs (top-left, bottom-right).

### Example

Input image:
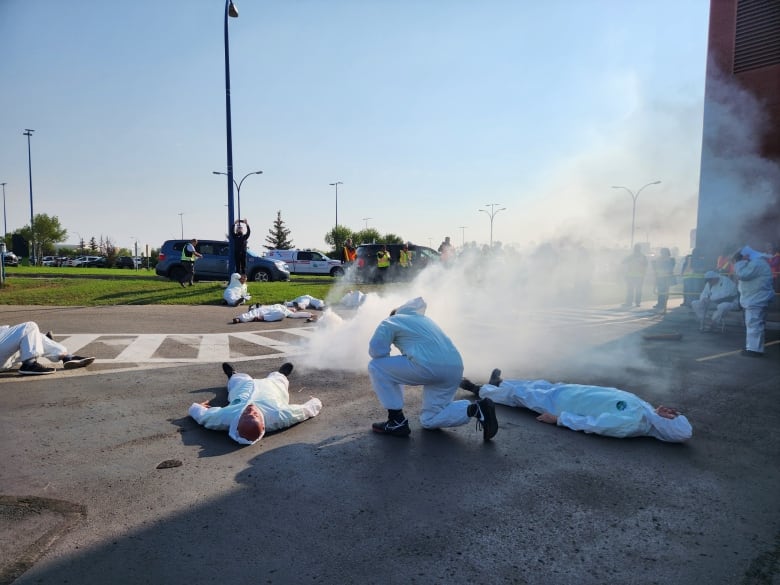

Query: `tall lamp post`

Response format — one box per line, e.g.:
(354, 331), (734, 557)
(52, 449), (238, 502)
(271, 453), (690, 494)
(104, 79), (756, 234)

(458, 226), (467, 247)
(362, 217), (372, 230)
(611, 180), (661, 249)
(479, 203), (506, 248)
(23, 129), (35, 263)
(178, 213), (184, 239)
(221, 0), (240, 273)
(329, 181), (343, 250)
(1, 182), (7, 238)
(213, 170), (262, 221)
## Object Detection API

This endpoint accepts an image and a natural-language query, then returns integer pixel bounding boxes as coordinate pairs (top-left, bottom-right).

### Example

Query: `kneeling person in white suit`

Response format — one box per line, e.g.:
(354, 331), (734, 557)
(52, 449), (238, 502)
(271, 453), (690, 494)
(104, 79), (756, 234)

(460, 369), (692, 442)
(189, 362), (322, 445)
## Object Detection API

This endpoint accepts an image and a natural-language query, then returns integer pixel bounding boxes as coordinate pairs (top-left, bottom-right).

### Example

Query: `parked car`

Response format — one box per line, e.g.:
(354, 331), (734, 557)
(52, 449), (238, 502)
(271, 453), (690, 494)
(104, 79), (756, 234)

(353, 243), (440, 283)
(1, 251), (19, 267)
(69, 255), (105, 267)
(115, 256), (142, 269)
(155, 239), (290, 282)
(41, 255), (59, 266)
(265, 249), (344, 277)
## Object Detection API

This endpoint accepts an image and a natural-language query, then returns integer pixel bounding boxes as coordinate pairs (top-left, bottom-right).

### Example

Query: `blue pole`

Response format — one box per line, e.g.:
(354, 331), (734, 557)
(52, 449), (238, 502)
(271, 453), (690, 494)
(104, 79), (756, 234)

(224, 1), (237, 274)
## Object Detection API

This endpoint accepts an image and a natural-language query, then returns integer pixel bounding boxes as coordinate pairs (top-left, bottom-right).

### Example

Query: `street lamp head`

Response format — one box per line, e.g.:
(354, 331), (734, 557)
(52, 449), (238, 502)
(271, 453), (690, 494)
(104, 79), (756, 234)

(228, 1), (239, 17)
(253, 171), (263, 175)
(212, 171), (223, 176)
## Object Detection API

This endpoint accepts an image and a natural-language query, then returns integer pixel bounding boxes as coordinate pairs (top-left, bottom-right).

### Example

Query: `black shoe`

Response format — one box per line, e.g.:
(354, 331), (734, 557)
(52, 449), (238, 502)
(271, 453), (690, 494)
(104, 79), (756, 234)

(459, 378), (480, 395)
(179, 281), (185, 288)
(45, 330), (54, 340)
(740, 349), (764, 358)
(63, 356), (95, 369)
(488, 368), (502, 386)
(222, 362), (235, 379)
(278, 362), (294, 377)
(372, 418), (411, 437)
(474, 398), (498, 441)
(19, 361), (56, 376)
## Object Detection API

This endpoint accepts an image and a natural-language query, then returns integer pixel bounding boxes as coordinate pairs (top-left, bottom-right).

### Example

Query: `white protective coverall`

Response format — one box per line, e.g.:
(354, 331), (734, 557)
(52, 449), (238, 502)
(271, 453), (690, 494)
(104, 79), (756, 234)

(188, 371), (322, 445)
(233, 304), (312, 323)
(367, 297), (468, 428)
(287, 295), (325, 310)
(691, 271), (739, 326)
(0, 322), (69, 371)
(735, 246), (775, 353)
(477, 379), (692, 442)
(223, 273), (251, 306)
(338, 290), (366, 308)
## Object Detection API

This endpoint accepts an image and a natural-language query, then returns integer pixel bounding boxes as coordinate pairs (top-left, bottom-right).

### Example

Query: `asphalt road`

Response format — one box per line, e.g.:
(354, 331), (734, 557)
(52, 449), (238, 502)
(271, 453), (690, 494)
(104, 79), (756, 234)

(0, 303), (778, 585)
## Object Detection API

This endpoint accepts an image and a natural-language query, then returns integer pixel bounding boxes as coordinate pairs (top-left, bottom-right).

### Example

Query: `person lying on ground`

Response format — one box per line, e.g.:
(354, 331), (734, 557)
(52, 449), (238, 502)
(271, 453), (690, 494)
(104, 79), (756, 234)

(287, 294), (325, 310)
(459, 369), (691, 442)
(1, 321), (95, 376)
(222, 272), (252, 307)
(231, 303), (314, 324)
(188, 362), (322, 445)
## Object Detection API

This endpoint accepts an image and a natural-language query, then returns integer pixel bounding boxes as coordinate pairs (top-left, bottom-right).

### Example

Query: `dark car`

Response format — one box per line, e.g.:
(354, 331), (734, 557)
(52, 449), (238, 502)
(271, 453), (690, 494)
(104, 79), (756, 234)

(155, 239), (290, 282)
(80, 256), (107, 267)
(353, 243), (440, 283)
(115, 256), (142, 269)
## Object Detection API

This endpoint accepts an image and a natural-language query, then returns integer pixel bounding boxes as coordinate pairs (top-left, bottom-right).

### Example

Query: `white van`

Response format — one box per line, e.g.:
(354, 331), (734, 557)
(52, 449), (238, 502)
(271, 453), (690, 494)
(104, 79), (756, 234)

(265, 249), (344, 277)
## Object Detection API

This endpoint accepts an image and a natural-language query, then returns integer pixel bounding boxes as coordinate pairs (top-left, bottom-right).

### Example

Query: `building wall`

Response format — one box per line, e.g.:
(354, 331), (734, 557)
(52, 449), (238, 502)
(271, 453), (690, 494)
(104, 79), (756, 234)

(696, 0), (780, 265)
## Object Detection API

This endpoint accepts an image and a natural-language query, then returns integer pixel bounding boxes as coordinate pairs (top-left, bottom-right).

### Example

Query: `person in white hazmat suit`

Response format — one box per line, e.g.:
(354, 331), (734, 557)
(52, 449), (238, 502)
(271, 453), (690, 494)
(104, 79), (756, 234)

(188, 362), (322, 445)
(459, 369), (692, 442)
(287, 294), (325, 310)
(1, 321), (95, 375)
(231, 303), (312, 323)
(367, 297), (498, 440)
(223, 273), (251, 307)
(734, 245), (775, 357)
(691, 271), (739, 331)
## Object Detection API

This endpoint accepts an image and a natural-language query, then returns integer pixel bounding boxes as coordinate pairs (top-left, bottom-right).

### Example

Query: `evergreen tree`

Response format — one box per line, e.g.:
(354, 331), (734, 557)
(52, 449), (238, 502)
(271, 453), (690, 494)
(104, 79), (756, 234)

(264, 210), (294, 250)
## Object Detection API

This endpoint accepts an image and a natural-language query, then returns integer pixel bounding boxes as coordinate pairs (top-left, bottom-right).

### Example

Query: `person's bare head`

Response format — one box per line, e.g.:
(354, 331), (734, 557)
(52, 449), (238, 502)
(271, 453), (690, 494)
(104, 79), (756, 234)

(654, 405), (680, 419)
(236, 403), (264, 442)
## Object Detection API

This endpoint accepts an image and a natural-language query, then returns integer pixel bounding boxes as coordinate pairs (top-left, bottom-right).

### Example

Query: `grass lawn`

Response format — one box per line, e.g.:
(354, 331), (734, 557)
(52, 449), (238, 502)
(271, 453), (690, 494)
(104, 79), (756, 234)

(0, 266), (361, 306)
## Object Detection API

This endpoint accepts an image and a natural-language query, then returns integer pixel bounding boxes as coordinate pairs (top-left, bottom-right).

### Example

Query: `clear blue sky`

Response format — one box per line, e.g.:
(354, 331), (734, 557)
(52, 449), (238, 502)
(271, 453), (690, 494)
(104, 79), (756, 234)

(0, 0), (710, 255)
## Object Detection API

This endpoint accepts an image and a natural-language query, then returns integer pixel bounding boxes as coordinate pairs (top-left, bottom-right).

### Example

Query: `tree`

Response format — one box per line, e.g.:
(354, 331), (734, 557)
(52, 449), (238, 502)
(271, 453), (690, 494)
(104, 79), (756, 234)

(264, 210), (294, 250)
(13, 213), (68, 260)
(323, 225), (354, 256)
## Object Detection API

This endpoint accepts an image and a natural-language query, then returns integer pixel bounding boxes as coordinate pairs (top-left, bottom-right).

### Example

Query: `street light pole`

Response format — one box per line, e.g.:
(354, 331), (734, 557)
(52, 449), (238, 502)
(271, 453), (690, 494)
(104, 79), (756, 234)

(611, 181), (661, 249)
(362, 217), (372, 230)
(213, 170), (262, 221)
(479, 203), (506, 248)
(23, 129), (35, 263)
(458, 226), (467, 247)
(329, 181), (343, 250)
(1, 182), (7, 238)
(222, 0), (239, 273)
(178, 213), (184, 239)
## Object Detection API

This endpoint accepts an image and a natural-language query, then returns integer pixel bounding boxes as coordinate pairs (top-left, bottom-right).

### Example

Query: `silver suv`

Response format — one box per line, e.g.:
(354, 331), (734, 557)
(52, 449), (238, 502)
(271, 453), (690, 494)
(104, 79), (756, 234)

(155, 239), (290, 282)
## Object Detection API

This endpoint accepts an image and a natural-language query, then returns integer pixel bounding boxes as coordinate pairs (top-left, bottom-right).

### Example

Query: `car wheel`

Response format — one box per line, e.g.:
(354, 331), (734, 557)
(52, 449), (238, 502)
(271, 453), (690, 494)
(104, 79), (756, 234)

(331, 267), (345, 277)
(251, 269), (270, 282)
(170, 265), (186, 282)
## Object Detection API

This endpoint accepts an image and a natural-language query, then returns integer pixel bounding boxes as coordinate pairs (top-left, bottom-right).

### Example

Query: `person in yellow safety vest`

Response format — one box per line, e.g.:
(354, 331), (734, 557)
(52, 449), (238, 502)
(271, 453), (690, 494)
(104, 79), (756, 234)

(343, 238), (357, 263)
(376, 245), (391, 283)
(399, 244), (412, 268)
(179, 238), (203, 287)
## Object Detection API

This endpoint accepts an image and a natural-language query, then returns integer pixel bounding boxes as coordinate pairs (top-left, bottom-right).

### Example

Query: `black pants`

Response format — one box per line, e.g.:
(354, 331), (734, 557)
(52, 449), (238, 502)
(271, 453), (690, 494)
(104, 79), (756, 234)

(235, 252), (246, 275)
(181, 261), (195, 285)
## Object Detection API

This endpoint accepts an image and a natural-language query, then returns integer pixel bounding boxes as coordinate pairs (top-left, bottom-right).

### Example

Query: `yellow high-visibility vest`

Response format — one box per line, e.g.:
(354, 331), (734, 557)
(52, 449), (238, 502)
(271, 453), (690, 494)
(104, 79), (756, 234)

(377, 250), (391, 268)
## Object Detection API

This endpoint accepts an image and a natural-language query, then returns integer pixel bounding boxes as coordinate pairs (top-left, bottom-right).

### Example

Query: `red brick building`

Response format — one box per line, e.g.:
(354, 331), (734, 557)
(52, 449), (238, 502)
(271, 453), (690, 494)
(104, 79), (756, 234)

(696, 0), (780, 264)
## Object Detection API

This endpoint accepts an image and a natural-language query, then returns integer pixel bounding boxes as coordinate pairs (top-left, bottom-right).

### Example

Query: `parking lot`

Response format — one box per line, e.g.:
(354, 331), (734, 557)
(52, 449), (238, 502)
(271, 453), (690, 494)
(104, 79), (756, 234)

(0, 302), (778, 585)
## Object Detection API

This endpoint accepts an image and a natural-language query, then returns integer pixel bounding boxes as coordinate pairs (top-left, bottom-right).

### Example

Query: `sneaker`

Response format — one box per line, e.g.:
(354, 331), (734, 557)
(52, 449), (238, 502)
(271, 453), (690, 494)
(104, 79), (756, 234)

(45, 330), (54, 340)
(371, 418), (411, 437)
(474, 398), (498, 441)
(179, 281), (185, 288)
(488, 368), (503, 387)
(278, 362), (294, 377)
(741, 349), (764, 358)
(63, 356), (95, 370)
(222, 362), (236, 379)
(19, 361), (56, 376)
(459, 378), (480, 395)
